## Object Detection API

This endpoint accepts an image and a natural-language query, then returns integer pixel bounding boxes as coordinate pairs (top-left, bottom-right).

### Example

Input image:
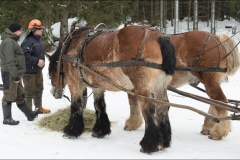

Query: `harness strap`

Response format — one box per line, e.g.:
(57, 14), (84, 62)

(55, 29), (76, 94)
(134, 28), (150, 69)
(79, 67), (97, 88)
(192, 34), (213, 67)
(221, 40), (240, 61)
(62, 54), (227, 72)
(62, 54), (162, 70)
(209, 36), (221, 68)
(76, 30), (102, 62)
(175, 66), (227, 72)
(75, 29), (103, 88)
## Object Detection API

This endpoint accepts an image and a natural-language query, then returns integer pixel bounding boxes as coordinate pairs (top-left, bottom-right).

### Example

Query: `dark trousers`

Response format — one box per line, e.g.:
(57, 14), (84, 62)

(23, 71), (43, 107)
(1, 72), (25, 105)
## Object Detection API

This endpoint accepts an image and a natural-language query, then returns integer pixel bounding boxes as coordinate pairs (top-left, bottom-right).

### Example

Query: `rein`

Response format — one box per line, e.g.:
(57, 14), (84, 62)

(66, 55), (240, 122)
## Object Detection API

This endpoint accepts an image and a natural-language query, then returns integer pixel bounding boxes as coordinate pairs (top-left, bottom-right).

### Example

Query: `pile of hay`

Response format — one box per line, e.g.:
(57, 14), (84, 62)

(38, 106), (96, 133)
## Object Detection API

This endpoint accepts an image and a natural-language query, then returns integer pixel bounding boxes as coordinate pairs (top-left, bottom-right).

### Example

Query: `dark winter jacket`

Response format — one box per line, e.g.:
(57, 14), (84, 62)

(21, 33), (45, 73)
(0, 28), (26, 80)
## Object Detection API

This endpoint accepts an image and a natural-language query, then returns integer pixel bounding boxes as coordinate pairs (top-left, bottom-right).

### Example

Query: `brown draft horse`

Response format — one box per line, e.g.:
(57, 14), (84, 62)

(125, 30), (240, 140)
(48, 25), (176, 153)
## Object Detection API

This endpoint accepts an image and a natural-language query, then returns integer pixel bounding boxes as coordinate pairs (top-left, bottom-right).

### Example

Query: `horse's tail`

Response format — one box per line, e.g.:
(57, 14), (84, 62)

(220, 34), (240, 76)
(158, 36), (176, 75)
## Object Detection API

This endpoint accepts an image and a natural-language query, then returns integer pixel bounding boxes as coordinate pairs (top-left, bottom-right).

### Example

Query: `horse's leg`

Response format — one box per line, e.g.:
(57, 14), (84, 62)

(82, 88), (88, 108)
(63, 84), (85, 138)
(139, 76), (172, 153)
(91, 88), (111, 138)
(124, 93), (143, 131)
(200, 73), (231, 140)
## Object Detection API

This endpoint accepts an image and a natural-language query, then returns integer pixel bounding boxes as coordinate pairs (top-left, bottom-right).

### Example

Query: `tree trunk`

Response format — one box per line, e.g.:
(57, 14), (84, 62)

(59, 11), (69, 44)
(136, 0), (139, 22)
(211, 0), (216, 34)
(207, 1), (209, 27)
(193, 0), (198, 31)
(151, 0), (153, 23)
(188, 0), (191, 31)
(160, 0), (163, 31)
(174, 0), (179, 34)
(163, 0), (167, 33)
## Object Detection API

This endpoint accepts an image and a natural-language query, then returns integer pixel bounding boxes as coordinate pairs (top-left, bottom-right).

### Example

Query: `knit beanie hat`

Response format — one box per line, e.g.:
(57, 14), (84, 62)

(8, 22), (22, 32)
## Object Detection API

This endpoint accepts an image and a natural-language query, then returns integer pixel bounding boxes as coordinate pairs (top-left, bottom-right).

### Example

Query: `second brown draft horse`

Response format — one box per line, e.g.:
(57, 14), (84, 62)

(125, 30), (240, 140)
(48, 26), (176, 153)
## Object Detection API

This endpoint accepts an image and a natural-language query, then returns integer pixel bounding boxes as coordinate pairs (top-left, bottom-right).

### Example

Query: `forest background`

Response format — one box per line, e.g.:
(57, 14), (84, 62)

(0, 0), (239, 51)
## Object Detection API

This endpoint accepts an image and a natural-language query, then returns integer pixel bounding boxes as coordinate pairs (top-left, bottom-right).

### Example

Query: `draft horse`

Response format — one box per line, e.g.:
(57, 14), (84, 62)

(48, 25), (176, 153)
(125, 30), (240, 140)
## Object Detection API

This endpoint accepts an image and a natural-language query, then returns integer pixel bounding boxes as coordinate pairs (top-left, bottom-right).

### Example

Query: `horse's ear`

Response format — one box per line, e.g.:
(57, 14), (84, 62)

(45, 53), (51, 60)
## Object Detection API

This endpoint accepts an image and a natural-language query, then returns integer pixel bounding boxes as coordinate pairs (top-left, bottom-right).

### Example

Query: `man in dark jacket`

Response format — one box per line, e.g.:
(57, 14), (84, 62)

(21, 19), (50, 114)
(0, 22), (39, 125)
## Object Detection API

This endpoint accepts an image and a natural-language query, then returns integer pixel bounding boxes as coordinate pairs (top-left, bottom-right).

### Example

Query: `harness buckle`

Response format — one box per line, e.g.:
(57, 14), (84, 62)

(89, 30), (97, 36)
(73, 58), (80, 67)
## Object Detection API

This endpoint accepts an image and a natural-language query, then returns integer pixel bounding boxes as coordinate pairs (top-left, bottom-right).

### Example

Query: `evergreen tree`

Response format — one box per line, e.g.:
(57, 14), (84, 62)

(1, 0), (239, 50)
(228, 0), (240, 21)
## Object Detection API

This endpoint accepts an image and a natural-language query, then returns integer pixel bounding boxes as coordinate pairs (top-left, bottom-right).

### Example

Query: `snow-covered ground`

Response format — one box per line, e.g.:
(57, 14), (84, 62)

(0, 18), (240, 159)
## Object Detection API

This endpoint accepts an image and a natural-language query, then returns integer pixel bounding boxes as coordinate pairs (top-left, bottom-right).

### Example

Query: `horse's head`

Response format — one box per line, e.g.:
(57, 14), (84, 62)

(48, 26), (93, 99)
(47, 51), (66, 99)
(49, 67), (66, 99)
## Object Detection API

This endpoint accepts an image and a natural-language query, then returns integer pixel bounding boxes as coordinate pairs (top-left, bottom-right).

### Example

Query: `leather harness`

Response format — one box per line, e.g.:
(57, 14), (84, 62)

(54, 28), (234, 90)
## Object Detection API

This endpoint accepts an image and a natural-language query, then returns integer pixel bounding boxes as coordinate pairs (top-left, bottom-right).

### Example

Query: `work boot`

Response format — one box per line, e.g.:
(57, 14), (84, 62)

(29, 106), (32, 111)
(2, 103), (19, 125)
(39, 107), (51, 114)
(34, 97), (51, 114)
(17, 101), (39, 121)
(25, 97), (33, 111)
(3, 118), (20, 125)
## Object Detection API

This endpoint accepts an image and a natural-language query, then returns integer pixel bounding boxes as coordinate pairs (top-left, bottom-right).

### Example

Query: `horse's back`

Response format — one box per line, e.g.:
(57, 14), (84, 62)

(83, 26), (173, 91)
(170, 30), (227, 69)
(118, 26), (165, 62)
(84, 30), (119, 63)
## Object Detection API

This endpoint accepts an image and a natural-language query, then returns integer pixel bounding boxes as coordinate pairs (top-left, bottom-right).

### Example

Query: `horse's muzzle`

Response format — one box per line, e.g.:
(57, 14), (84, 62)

(50, 87), (63, 99)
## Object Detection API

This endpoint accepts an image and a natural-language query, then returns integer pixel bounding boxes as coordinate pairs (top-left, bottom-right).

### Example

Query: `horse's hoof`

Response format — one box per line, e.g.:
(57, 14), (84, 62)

(208, 134), (222, 140)
(124, 125), (135, 131)
(62, 133), (70, 139)
(92, 132), (105, 138)
(124, 118), (143, 131)
(140, 147), (145, 153)
(140, 147), (151, 153)
(156, 145), (164, 151)
(200, 129), (210, 135)
(139, 145), (163, 153)
(62, 133), (77, 139)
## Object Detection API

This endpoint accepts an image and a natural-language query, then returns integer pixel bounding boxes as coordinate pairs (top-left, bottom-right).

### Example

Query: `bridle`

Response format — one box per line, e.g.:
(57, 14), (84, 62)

(52, 29), (78, 97)
(51, 26), (96, 95)
(49, 63), (66, 96)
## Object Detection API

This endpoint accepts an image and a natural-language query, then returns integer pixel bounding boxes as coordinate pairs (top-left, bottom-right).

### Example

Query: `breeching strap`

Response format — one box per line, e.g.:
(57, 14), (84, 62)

(134, 28), (150, 69)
